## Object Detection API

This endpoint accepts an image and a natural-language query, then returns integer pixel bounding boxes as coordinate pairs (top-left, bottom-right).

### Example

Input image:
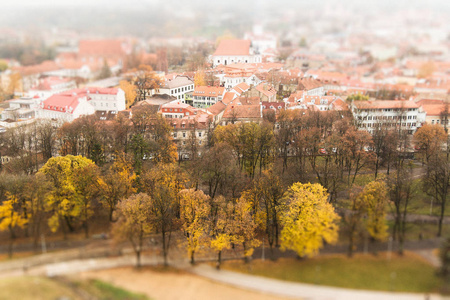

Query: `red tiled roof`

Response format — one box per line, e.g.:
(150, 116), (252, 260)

(421, 104), (448, 116)
(79, 40), (124, 57)
(298, 77), (323, 91)
(232, 82), (250, 95)
(222, 92), (236, 105)
(14, 60), (60, 76)
(193, 86), (225, 97)
(223, 104), (261, 119)
(238, 96), (260, 106)
(65, 87), (119, 95)
(213, 39), (251, 56)
(255, 83), (276, 97)
(353, 100), (420, 110)
(31, 77), (73, 91)
(42, 87), (119, 113)
(207, 101), (227, 115)
(43, 93), (81, 113)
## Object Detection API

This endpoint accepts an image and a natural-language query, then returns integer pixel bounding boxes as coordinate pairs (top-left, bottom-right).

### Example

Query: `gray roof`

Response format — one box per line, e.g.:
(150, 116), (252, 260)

(163, 76), (193, 89)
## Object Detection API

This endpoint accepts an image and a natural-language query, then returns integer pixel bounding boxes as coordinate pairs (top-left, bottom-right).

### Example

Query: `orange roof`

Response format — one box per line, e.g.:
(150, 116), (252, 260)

(213, 39), (251, 56)
(193, 86), (225, 97)
(354, 100), (420, 110)
(222, 92), (236, 105)
(298, 77), (323, 91)
(421, 104), (448, 116)
(288, 91), (305, 103)
(207, 101), (227, 115)
(255, 83), (276, 97)
(232, 82), (250, 95)
(223, 104), (261, 119)
(79, 40), (124, 57)
(14, 60), (60, 76)
(31, 77), (73, 91)
(417, 99), (445, 106)
(238, 96), (260, 105)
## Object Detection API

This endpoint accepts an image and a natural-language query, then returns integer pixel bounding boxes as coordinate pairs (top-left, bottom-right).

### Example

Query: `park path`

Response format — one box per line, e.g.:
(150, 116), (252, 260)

(0, 250), (444, 300)
(188, 263), (442, 300)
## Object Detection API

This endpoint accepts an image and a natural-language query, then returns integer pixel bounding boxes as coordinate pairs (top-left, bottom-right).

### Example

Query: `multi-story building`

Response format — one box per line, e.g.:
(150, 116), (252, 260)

(210, 39), (262, 67)
(188, 86), (226, 108)
(40, 92), (95, 123)
(39, 87), (125, 122)
(351, 100), (426, 135)
(160, 101), (197, 119)
(159, 75), (194, 102)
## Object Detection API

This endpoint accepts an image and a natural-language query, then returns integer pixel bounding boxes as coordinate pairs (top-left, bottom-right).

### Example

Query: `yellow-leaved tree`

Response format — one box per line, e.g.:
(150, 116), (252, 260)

(179, 189), (210, 264)
(98, 154), (137, 221)
(141, 163), (185, 266)
(358, 179), (389, 242)
(230, 197), (261, 262)
(194, 70), (206, 87)
(209, 196), (234, 269)
(38, 155), (96, 238)
(280, 183), (340, 257)
(119, 80), (137, 108)
(0, 192), (28, 257)
(112, 193), (152, 268)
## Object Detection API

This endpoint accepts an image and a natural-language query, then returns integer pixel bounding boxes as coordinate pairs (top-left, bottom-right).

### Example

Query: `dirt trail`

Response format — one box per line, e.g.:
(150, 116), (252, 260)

(77, 267), (296, 300)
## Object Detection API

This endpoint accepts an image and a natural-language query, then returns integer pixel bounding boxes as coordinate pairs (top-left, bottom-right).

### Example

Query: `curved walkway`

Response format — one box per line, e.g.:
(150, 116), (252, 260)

(0, 251), (442, 300)
(188, 264), (441, 300)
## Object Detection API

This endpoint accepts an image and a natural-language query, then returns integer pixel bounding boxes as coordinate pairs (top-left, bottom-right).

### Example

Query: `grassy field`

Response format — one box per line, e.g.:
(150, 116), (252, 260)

(76, 278), (149, 300)
(221, 252), (442, 293)
(0, 276), (149, 300)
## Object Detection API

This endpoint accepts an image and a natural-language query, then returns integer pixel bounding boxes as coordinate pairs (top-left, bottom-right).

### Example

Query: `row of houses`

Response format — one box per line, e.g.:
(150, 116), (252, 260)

(1, 87), (125, 124)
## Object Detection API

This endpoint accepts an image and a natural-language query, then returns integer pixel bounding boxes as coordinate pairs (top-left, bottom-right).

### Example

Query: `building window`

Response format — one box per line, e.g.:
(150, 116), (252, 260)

(198, 132), (202, 137)
(182, 132), (186, 138)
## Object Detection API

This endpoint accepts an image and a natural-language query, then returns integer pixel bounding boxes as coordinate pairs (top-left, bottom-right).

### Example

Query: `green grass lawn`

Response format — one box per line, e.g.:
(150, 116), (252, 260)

(221, 252), (442, 293)
(77, 279), (149, 300)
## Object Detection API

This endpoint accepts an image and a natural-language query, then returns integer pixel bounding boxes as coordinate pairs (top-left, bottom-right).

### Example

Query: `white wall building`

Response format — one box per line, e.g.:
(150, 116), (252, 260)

(351, 100), (426, 135)
(159, 76), (194, 102)
(211, 39), (262, 67)
(40, 92), (95, 123)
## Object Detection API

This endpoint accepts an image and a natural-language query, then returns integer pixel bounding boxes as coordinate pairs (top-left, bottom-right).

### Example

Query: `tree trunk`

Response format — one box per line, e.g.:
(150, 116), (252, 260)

(190, 250), (195, 265)
(438, 199), (445, 237)
(136, 250), (141, 268)
(216, 250), (222, 270)
(162, 230), (168, 266)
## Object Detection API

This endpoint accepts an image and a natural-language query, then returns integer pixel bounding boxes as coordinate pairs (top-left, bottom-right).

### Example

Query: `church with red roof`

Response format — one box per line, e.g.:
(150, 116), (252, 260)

(211, 39), (262, 67)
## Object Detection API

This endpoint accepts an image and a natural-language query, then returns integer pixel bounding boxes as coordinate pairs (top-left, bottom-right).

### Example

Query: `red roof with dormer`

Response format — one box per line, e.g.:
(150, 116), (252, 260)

(43, 93), (81, 114)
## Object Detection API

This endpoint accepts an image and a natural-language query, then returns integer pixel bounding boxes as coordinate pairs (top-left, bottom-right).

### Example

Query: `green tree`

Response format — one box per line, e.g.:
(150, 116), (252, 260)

(97, 59), (112, 80)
